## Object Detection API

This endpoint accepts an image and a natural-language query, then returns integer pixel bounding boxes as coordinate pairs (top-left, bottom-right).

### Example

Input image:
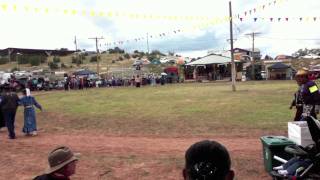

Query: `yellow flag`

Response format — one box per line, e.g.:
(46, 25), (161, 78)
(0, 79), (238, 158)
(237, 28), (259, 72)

(90, 10), (95, 16)
(1, 4), (8, 11)
(309, 85), (319, 93)
(13, 4), (17, 11)
(71, 9), (77, 15)
(63, 9), (68, 15)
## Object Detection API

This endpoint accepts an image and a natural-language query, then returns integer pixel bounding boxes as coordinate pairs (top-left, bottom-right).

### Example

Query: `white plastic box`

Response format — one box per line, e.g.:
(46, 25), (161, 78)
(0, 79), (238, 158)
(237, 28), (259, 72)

(288, 121), (314, 147)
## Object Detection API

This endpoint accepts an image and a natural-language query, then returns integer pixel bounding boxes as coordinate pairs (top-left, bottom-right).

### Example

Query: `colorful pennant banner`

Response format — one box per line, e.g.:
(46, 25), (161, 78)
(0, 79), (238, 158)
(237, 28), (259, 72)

(236, 0), (289, 19)
(238, 17), (320, 22)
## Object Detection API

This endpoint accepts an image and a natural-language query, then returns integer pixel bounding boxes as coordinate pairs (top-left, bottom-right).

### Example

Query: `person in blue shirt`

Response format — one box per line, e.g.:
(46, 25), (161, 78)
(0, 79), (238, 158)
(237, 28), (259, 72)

(19, 88), (42, 136)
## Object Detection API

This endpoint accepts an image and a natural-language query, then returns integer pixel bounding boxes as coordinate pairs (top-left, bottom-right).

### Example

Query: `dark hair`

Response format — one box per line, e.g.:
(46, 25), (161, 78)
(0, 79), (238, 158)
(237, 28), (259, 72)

(22, 89), (27, 95)
(185, 140), (231, 180)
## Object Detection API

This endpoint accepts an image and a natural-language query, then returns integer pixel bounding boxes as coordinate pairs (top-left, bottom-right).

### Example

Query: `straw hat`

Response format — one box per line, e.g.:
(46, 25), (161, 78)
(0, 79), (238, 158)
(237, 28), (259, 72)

(45, 146), (79, 174)
(295, 69), (308, 76)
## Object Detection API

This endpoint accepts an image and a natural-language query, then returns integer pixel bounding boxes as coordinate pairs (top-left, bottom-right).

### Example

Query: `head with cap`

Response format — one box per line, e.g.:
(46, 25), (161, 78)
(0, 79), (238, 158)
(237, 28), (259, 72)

(183, 140), (234, 180)
(46, 146), (78, 177)
(295, 68), (309, 85)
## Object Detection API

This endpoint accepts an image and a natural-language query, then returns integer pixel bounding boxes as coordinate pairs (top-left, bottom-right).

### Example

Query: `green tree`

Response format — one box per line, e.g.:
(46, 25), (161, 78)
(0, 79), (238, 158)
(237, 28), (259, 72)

(29, 56), (41, 66)
(0, 57), (9, 65)
(53, 56), (61, 63)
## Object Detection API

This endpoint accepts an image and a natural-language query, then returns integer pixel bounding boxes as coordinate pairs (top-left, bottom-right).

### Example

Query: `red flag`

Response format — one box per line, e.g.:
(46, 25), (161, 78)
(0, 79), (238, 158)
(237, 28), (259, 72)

(240, 17), (243, 21)
(285, 17), (289, 21)
(270, 18), (273, 22)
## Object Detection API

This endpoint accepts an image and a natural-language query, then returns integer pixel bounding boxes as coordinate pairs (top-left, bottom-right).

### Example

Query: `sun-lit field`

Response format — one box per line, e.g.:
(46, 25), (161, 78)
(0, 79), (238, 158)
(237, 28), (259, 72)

(0, 81), (298, 180)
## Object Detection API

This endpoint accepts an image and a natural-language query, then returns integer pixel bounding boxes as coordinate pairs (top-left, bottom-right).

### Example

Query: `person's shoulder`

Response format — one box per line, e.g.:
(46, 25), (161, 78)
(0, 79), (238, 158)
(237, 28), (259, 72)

(306, 81), (317, 87)
(33, 174), (49, 180)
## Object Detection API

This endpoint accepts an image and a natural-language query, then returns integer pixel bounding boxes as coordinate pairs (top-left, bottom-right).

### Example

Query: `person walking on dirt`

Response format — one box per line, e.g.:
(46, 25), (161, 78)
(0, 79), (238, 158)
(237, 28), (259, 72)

(34, 146), (79, 180)
(183, 140), (235, 180)
(290, 69), (320, 121)
(0, 87), (19, 139)
(19, 88), (42, 136)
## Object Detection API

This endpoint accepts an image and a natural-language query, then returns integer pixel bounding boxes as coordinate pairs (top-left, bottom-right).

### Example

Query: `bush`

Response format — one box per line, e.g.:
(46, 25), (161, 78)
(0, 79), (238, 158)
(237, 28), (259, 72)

(61, 63), (67, 68)
(124, 53), (130, 59)
(53, 56), (61, 63)
(48, 62), (59, 70)
(0, 57), (9, 65)
(29, 56), (41, 66)
(17, 56), (29, 64)
(118, 56), (124, 61)
(17, 55), (45, 65)
(132, 54), (139, 58)
(11, 67), (20, 72)
(90, 56), (100, 62)
(71, 56), (83, 65)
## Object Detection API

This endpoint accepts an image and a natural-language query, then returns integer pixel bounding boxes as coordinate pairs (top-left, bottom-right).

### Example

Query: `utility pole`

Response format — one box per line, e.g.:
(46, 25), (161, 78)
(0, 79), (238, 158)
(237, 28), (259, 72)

(74, 36), (78, 51)
(229, 1), (236, 92)
(89, 36), (104, 75)
(245, 32), (261, 80)
(147, 33), (150, 54)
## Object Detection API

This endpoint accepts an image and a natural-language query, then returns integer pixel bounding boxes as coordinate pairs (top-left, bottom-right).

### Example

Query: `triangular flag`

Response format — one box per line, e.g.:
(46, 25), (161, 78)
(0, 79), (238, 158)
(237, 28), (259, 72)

(254, 18), (258, 22)
(262, 5), (266, 9)
(314, 17), (317, 21)
(278, 18), (281, 21)
(274, 0), (276, 5)
(240, 17), (243, 21)
(299, 17), (303, 21)
(285, 17), (289, 21)
(244, 12), (247, 16)
(249, 10), (252, 14)
(270, 18), (273, 21)
(254, 8), (256, 13)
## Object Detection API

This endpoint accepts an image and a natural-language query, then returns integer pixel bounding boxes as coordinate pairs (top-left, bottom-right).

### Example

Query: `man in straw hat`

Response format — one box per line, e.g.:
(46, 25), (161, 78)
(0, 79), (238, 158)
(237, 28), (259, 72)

(34, 146), (79, 180)
(290, 68), (320, 121)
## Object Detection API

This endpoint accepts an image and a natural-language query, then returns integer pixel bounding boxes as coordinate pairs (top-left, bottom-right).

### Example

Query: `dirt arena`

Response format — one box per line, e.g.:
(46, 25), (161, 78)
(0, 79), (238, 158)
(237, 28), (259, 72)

(0, 115), (273, 180)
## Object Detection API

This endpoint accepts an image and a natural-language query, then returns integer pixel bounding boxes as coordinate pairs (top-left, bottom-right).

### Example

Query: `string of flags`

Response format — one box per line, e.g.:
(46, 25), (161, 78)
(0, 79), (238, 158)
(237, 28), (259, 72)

(239, 17), (320, 22)
(0, 3), (220, 22)
(0, 0), (288, 22)
(235, 0), (289, 19)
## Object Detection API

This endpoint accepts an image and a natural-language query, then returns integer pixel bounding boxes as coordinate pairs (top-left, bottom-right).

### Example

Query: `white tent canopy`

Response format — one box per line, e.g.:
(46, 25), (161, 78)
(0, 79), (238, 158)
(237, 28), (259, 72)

(186, 54), (239, 66)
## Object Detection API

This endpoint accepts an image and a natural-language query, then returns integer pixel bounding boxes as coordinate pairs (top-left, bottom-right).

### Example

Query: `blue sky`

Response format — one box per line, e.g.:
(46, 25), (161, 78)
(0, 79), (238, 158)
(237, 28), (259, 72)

(0, 0), (319, 58)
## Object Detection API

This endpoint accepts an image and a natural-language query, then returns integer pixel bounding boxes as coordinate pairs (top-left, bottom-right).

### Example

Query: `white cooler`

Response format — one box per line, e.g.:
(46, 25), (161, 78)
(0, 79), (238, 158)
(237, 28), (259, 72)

(288, 121), (314, 147)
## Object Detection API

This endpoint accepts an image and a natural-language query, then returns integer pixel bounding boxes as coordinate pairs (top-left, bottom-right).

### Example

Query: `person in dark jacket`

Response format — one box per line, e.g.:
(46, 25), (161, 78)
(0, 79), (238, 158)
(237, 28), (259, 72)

(291, 69), (319, 121)
(1, 88), (19, 139)
(34, 146), (79, 180)
(0, 89), (5, 130)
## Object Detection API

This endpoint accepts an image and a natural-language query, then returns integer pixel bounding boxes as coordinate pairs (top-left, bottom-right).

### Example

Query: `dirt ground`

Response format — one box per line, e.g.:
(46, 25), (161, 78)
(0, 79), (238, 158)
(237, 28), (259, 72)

(0, 126), (271, 180)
